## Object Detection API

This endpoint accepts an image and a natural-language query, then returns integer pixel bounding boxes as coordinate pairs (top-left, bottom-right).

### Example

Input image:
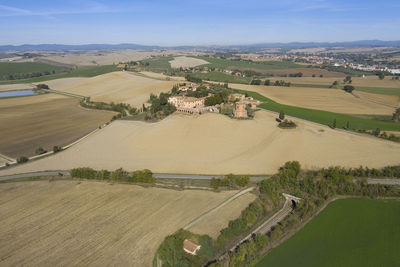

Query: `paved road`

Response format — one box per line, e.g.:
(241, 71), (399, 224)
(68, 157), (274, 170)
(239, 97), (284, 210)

(0, 171), (70, 181)
(0, 171), (265, 182)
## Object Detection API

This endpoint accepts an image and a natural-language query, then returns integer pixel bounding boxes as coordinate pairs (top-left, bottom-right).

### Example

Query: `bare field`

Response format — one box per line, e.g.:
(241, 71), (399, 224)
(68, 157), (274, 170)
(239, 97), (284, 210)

(188, 192), (256, 238)
(0, 180), (243, 266)
(169, 56), (209, 68)
(43, 50), (182, 66)
(2, 110), (400, 176)
(44, 71), (176, 107)
(270, 75), (400, 89)
(0, 83), (35, 92)
(0, 94), (114, 158)
(230, 83), (399, 115)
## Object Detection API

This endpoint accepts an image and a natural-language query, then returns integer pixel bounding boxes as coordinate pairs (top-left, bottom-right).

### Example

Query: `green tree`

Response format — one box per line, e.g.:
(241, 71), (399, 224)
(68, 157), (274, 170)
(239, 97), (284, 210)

(17, 156), (29, 164)
(53, 146), (62, 153)
(279, 110), (285, 120)
(344, 75), (352, 84)
(343, 85), (355, 93)
(374, 128), (381, 136)
(378, 73), (385, 80)
(264, 79), (271, 86)
(35, 147), (46, 155)
(346, 121), (350, 129)
(332, 118), (337, 129)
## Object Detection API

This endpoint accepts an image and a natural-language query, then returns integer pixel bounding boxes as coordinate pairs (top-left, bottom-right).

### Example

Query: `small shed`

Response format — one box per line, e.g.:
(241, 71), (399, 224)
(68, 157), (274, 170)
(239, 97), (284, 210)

(183, 239), (201, 255)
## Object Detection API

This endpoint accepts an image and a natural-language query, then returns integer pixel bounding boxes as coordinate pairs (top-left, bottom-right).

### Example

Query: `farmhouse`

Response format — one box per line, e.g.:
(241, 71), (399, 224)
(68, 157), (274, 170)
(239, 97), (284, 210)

(234, 101), (248, 118)
(168, 96), (205, 109)
(183, 239), (201, 255)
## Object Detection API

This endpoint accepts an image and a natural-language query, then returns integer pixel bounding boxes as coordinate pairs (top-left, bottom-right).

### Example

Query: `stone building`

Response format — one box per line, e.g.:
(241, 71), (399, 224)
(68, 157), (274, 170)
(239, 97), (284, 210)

(234, 101), (248, 118)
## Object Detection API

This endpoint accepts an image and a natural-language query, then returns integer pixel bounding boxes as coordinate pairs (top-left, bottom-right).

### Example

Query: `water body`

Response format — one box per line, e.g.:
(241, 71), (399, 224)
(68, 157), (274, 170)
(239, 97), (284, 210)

(0, 90), (36, 98)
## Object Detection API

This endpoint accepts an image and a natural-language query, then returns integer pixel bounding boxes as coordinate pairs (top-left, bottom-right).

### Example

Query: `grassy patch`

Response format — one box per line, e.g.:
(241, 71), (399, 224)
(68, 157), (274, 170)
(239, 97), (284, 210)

(256, 198), (400, 267)
(0, 65), (119, 85)
(234, 88), (400, 131)
(140, 56), (174, 72)
(192, 56), (302, 70)
(188, 71), (251, 84)
(0, 62), (69, 80)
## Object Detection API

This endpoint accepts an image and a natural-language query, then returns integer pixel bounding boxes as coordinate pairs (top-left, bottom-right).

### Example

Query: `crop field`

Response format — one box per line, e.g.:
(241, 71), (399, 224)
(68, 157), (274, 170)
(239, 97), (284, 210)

(0, 62), (69, 80)
(231, 66), (345, 78)
(256, 198), (400, 267)
(0, 94), (114, 158)
(190, 71), (252, 84)
(43, 71), (176, 107)
(232, 87), (400, 131)
(0, 180), (244, 266)
(169, 56), (209, 68)
(192, 56), (302, 70)
(0, 65), (120, 85)
(230, 83), (399, 115)
(188, 192), (256, 238)
(2, 111), (400, 176)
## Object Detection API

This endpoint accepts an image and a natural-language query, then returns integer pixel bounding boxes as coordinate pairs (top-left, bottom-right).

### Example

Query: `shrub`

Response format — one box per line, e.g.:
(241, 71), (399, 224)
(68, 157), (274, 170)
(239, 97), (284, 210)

(278, 119), (297, 129)
(343, 85), (355, 93)
(53, 146), (62, 153)
(35, 147), (46, 155)
(17, 156), (29, 164)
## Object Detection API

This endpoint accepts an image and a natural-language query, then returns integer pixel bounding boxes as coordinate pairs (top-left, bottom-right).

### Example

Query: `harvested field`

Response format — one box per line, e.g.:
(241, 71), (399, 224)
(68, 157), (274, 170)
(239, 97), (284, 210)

(230, 83), (399, 115)
(44, 50), (181, 66)
(0, 83), (35, 92)
(0, 180), (240, 266)
(169, 56), (209, 68)
(0, 94), (114, 158)
(139, 71), (185, 81)
(2, 110), (400, 176)
(269, 75), (400, 89)
(188, 192), (256, 238)
(44, 71), (176, 107)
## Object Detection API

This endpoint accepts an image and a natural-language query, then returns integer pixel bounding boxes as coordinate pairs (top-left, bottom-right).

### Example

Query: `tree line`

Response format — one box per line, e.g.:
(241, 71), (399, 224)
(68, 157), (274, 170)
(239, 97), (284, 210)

(70, 167), (156, 184)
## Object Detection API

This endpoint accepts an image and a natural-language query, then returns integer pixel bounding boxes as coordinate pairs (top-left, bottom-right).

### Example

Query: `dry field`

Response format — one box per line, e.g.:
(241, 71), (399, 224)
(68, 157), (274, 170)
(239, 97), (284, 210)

(270, 75), (400, 89)
(188, 192), (256, 238)
(0, 94), (114, 158)
(0, 180), (246, 266)
(2, 110), (400, 176)
(42, 50), (181, 66)
(230, 83), (399, 115)
(0, 83), (35, 92)
(139, 71), (185, 81)
(43, 71), (176, 107)
(169, 56), (209, 68)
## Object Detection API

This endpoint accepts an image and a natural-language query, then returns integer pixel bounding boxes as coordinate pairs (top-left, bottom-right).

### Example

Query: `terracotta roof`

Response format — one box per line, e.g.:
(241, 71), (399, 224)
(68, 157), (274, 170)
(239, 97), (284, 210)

(183, 239), (201, 255)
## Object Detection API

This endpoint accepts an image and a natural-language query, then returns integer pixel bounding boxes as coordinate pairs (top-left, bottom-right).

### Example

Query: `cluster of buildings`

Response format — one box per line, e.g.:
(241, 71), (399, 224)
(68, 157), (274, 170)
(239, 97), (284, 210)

(168, 92), (260, 118)
(348, 64), (400, 75)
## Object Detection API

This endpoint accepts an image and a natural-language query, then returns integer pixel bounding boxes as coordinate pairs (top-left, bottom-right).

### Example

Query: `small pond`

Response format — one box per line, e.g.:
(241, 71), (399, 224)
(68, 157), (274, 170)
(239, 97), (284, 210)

(0, 90), (36, 98)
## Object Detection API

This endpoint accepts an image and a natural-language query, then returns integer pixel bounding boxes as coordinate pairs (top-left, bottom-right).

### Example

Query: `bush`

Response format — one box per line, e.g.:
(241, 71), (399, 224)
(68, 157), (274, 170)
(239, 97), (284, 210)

(250, 79), (261, 85)
(17, 156), (29, 164)
(53, 146), (62, 153)
(35, 147), (47, 155)
(343, 85), (355, 93)
(278, 119), (297, 129)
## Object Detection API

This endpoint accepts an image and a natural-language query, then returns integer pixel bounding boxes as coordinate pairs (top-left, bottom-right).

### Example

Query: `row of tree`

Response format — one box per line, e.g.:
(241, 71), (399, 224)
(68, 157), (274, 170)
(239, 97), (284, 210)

(70, 167), (156, 184)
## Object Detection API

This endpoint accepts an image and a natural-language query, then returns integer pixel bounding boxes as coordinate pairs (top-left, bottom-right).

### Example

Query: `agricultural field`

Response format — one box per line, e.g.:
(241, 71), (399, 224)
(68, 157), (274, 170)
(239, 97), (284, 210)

(0, 83), (35, 92)
(0, 180), (245, 266)
(42, 71), (176, 107)
(0, 94), (114, 158)
(256, 198), (400, 267)
(192, 56), (302, 70)
(230, 83), (399, 115)
(188, 191), (256, 238)
(189, 71), (252, 84)
(2, 111), (400, 176)
(0, 62), (70, 80)
(169, 56), (209, 68)
(0, 65), (120, 85)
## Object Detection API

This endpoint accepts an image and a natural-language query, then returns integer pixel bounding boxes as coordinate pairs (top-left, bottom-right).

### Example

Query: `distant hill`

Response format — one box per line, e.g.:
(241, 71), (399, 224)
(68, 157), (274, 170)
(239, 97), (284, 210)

(0, 40), (399, 52)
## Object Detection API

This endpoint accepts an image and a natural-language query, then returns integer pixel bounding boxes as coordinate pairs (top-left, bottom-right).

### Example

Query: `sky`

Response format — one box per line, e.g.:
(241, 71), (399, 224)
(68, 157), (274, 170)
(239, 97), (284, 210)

(0, 0), (399, 46)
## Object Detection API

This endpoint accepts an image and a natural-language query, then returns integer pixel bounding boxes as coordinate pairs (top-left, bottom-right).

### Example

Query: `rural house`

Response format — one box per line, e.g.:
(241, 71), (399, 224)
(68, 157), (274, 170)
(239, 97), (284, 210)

(183, 239), (201, 255)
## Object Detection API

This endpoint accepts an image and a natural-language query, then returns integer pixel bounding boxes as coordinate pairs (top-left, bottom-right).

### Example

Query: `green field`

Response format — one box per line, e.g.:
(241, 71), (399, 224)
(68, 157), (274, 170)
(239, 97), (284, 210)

(191, 56), (302, 70)
(189, 71), (251, 84)
(141, 56), (174, 72)
(0, 65), (119, 85)
(0, 62), (69, 80)
(235, 88), (400, 131)
(256, 198), (400, 267)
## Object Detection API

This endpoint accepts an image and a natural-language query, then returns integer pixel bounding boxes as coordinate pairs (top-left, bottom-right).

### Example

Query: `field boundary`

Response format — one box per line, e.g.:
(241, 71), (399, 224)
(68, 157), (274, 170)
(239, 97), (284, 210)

(183, 187), (255, 230)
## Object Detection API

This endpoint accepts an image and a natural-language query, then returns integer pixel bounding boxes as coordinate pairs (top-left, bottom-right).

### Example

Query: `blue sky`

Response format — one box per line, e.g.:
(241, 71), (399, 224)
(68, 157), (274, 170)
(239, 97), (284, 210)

(0, 0), (399, 45)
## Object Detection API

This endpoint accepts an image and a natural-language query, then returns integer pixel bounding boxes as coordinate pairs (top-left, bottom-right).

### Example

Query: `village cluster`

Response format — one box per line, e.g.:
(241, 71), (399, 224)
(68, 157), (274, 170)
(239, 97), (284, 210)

(167, 82), (261, 118)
